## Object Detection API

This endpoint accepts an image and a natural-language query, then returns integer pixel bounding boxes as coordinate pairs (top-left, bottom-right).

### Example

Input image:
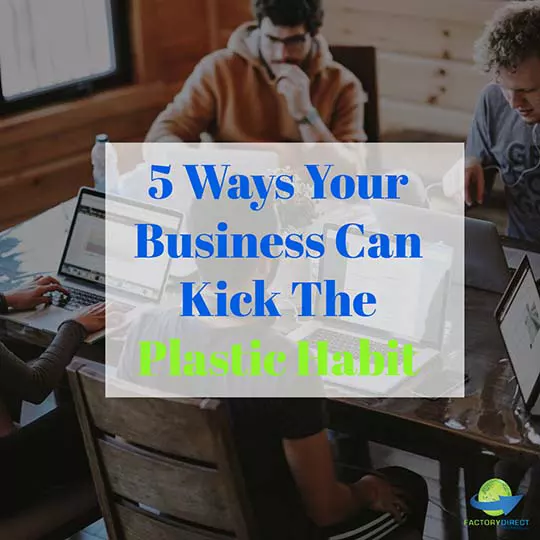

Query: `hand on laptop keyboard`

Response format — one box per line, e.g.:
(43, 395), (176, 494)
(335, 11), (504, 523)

(47, 288), (105, 312)
(71, 303), (106, 334)
(3, 275), (69, 311)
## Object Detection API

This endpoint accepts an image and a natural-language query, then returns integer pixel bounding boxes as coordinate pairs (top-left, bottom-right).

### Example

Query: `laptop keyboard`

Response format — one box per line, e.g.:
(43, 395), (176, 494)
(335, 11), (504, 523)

(308, 328), (396, 357)
(50, 288), (105, 311)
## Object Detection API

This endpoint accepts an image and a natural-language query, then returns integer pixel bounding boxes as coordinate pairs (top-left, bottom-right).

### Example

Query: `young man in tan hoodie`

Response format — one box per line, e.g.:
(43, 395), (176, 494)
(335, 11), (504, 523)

(146, 0), (368, 144)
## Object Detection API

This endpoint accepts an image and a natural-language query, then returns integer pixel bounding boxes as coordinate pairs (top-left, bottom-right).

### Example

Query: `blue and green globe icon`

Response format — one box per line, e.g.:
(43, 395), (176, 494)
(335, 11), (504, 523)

(470, 478), (522, 516)
(478, 479), (512, 516)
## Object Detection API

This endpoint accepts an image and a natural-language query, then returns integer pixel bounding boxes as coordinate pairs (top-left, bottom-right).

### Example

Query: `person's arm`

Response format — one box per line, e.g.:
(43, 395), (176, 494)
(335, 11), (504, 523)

(296, 108), (341, 143)
(0, 283), (105, 403)
(462, 87), (499, 205)
(283, 430), (360, 526)
(145, 54), (218, 143)
(327, 78), (368, 143)
(0, 316), (86, 404)
(466, 89), (497, 170)
(279, 400), (406, 527)
(276, 66), (367, 143)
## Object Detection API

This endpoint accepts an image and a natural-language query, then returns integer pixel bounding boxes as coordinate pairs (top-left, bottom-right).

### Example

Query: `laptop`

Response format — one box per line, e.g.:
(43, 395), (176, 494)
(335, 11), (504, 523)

(464, 217), (511, 293)
(371, 200), (511, 293)
(1, 188), (183, 343)
(501, 234), (540, 280)
(495, 255), (540, 416)
(287, 223), (453, 395)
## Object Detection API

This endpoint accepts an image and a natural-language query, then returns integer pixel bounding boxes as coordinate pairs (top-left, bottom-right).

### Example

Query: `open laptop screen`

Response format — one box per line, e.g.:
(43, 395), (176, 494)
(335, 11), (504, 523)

(59, 190), (182, 302)
(321, 225), (453, 348)
(496, 256), (540, 405)
(60, 191), (106, 285)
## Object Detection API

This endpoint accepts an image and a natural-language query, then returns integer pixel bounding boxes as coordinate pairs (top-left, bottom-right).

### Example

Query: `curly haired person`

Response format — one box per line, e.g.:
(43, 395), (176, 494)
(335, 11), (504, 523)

(445, 1), (540, 241)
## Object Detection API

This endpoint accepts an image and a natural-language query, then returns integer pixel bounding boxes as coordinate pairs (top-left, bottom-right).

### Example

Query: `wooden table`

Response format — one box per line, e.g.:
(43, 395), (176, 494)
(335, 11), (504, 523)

(328, 287), (540, 539)
(2, 200), (540, 539)
(330, 287), (540, 457)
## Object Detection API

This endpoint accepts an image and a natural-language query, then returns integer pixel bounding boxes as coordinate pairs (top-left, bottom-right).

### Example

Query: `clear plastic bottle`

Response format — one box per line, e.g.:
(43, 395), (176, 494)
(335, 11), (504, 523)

(91, 133), (108, 192)
(91, 134), (119, 193)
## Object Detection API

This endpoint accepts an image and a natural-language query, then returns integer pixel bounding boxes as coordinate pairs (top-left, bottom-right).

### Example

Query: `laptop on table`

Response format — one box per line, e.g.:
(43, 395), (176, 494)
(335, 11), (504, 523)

(371, 200), (512, 294)
(495, 255), (540, 416)
(1, 188), (183, 343)
(501, 234), (540, 281)
(288, 224), (453, 396)
(464, 217), (511, 294)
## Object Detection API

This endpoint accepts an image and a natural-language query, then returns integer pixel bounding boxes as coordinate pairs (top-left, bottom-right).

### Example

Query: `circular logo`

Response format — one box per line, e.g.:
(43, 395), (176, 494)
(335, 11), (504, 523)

(478, 479), (513, 516)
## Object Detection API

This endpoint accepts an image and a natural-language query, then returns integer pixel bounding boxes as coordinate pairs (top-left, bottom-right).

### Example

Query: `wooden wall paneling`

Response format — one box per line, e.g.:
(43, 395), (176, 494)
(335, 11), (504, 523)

(0, 154), (92, 231)
(215, 0), (252, 47)
(323, 10), (484, 63)
(157, 0), (214, 83)
(130, 0), (217, 85)
(0, 108), (162, 178)
(217, 0), (252, 29)
(0, 83), (173, 231)
(130, 0), (163, 83)
(379, 98), (472, 138)
(206, 0), (221, 52)
(377, 52), (490, 112)
(128, 0), (221, 84)
(327, 0), (505, 26)
(0, 83), (170, 148)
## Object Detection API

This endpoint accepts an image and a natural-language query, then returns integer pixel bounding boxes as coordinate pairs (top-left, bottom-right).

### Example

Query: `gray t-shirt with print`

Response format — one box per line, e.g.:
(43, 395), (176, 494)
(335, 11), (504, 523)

(466, 83), (540, 241)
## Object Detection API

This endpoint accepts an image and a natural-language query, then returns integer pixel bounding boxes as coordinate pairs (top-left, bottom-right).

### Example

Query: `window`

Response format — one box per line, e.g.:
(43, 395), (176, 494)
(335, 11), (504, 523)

(0, 0), (131, 115)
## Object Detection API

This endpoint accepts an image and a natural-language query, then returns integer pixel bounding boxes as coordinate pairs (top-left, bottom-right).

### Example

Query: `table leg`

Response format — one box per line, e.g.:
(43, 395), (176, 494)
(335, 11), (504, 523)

(440, 463), (463, 540)
(464, 458), (498, 540)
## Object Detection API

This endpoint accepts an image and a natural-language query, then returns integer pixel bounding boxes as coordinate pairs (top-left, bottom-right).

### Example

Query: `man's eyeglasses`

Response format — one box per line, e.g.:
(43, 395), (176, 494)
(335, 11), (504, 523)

(264, 33), (309, 52)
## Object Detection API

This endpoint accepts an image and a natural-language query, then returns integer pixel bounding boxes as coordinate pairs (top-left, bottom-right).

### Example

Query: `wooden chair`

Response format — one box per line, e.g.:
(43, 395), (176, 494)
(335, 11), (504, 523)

(330, 46), (380, 142)
(67, 358), (257, 540)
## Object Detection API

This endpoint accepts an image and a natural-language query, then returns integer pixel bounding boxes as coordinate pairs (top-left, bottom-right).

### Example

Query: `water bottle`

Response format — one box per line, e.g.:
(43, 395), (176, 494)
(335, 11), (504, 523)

(91, 134), (119, 193)
(91, 133), (108, 192)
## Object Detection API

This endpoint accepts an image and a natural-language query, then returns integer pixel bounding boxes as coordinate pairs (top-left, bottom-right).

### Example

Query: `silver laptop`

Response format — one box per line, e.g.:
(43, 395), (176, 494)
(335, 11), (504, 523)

(1, 188), (183, 343)
(464, 217), (511, 294)
(495, 255), (540, 416)
(288, 223), (453, 395)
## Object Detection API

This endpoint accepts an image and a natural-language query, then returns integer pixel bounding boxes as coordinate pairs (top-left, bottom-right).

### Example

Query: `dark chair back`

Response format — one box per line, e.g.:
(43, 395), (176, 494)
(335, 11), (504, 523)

(67, 359), (256, 540)
(330, 46), (380, 142)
